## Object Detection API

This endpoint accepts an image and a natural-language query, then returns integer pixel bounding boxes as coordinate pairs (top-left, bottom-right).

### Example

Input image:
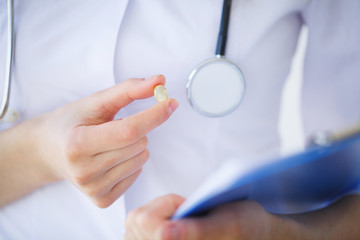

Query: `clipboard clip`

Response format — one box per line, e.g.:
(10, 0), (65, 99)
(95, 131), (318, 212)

(308, 122), (360, 147)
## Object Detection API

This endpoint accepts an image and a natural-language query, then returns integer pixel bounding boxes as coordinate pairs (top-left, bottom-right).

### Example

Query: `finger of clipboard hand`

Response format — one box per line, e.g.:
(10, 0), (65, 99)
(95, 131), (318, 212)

(125, 194), (185, 239)
(77, 98), (178, 154)
(83, 75), (166, 122)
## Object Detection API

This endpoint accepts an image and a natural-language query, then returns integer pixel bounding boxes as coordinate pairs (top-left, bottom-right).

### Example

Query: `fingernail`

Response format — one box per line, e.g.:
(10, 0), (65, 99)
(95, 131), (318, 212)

(146, 74), (162, 81)
(168, 100), (179, 115)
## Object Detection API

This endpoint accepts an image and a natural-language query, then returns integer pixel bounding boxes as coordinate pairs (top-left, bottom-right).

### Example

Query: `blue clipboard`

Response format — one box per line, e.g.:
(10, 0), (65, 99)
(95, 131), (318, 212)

(173, 130), (360, 219)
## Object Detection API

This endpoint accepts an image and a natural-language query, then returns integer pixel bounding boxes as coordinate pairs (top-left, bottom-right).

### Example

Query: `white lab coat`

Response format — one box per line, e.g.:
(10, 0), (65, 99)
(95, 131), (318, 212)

(0, 0), (359, 239)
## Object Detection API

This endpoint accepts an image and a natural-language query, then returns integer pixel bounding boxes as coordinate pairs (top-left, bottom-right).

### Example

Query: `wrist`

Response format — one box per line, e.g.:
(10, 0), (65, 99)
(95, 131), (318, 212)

(0, 115), (61, 206)
(22, 114), (63, 184)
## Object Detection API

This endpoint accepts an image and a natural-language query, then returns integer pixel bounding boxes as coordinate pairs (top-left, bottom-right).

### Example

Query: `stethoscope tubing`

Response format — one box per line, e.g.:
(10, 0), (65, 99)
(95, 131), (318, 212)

(1, 0), (235, 119)
(0, 0), (14, 120)
(216, 0), (232, 56)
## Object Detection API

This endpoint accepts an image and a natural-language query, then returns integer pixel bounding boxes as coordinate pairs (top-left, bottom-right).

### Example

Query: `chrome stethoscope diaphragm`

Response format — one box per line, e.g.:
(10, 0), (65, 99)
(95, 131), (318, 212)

(186, 0), (246, 117)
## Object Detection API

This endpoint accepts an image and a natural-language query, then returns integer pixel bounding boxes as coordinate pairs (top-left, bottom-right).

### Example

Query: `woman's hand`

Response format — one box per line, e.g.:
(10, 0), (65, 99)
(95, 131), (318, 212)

(124, 194), (360, 240)
(124, 194), (279, 240)
(0, 75), (178, 208)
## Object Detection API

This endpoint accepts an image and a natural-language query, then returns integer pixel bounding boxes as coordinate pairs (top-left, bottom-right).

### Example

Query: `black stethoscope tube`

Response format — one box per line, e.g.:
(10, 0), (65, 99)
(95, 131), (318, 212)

(216, 0), (232, 56)
(1, 0), (235, 120)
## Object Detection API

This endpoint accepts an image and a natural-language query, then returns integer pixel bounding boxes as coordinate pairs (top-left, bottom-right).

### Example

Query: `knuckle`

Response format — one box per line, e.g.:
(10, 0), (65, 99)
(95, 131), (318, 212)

(140, 136), (149, 148)
(120, 121), (140, 143)
(92, 196), (113, 208)
(73, 174), (87, 185)
(82, 184), (102, 198)
(72, 168), (93, 185)
(87, 188), (101, 198)
(91, 185), (127, 208)
(133, 150), (150, 168)
(65, 127), (86, 161)
(140, 149), (150, 163)
(64, 143), (80, 163)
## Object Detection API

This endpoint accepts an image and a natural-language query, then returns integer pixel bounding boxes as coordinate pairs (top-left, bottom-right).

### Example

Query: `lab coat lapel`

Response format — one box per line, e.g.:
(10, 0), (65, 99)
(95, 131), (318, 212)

(10, 0), (131, 120)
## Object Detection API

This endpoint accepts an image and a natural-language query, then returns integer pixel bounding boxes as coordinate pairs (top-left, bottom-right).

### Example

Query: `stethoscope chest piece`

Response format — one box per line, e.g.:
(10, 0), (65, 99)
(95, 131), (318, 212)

(187, 57), (245, 117)
(186, 0), (246, 117)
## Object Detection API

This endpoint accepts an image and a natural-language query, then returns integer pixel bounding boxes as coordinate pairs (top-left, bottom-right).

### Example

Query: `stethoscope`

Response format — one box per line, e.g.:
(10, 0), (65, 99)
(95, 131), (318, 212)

(1, 0), (245, 120)
(0, 0), (14, 120)
(187, 0), (246, 117)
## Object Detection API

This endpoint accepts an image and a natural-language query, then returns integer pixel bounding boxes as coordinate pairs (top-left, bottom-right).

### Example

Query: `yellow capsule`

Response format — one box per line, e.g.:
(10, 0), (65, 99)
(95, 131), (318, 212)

(154, 85), (169, 102)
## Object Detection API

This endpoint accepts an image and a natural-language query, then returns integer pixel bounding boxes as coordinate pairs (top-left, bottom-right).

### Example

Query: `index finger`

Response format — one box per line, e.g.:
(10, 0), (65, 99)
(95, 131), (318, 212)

(79, 75), (166, 123)
(79, 98), (178, 154)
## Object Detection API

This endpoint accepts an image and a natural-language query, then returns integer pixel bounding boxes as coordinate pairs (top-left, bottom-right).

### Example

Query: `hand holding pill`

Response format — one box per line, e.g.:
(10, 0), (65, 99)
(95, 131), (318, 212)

(9, 75), (179, 208)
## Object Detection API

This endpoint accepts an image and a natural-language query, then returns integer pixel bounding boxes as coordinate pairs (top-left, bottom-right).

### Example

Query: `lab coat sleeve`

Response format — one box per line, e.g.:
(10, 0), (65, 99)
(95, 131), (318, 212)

(300, 0), (360, 136)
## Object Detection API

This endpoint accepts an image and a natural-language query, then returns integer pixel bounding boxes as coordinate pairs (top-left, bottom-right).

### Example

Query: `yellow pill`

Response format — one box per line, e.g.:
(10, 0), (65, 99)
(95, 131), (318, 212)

(154, 85), (169, 102)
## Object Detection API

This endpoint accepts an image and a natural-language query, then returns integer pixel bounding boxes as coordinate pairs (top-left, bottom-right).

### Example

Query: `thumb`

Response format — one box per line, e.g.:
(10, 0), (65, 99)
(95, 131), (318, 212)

(79, 75), (166, 123)
(160, 211), (234, 240)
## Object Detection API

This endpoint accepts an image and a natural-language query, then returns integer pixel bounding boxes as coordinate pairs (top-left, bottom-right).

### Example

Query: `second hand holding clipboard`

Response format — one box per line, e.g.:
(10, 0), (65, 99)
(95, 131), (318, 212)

(173, 123), (360, 219)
